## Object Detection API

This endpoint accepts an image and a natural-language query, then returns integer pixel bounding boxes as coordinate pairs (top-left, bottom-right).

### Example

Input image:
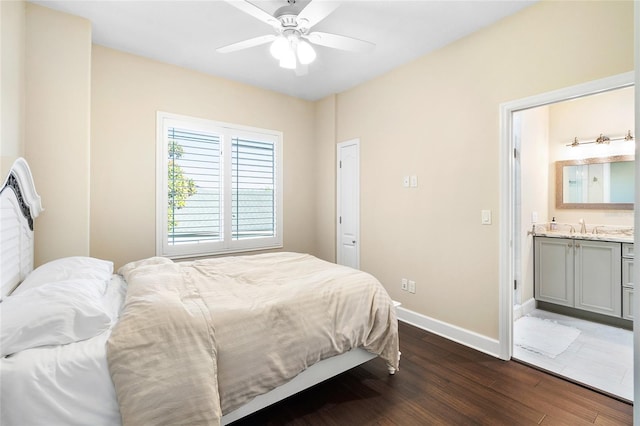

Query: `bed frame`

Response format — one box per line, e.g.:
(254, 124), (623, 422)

(221, 348), (377, 424)
(0, 158), (43, 298)
(0, 158), (391, 423)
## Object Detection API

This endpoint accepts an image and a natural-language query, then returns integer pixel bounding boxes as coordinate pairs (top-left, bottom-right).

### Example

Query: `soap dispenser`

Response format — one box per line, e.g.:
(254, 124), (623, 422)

(550, 217), (557, 231)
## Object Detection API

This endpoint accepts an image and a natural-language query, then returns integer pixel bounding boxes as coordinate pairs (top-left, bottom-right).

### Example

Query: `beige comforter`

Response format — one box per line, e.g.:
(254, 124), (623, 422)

(107, 252), (399, 426)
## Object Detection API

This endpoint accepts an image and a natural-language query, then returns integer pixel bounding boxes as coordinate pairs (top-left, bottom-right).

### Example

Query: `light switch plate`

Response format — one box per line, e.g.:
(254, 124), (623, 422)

(481, 209), (492, 225)
(403, 176), (410, 187)
(410, 175), (418, 187)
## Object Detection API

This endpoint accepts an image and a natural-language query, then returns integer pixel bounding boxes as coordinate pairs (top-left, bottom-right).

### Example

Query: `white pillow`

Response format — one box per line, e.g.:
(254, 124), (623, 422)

(1, 280), (113, 357)
(12, 257), (113, 295)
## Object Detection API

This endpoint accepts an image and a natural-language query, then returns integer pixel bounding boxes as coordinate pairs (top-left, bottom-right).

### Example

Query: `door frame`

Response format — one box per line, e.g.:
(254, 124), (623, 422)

(498, 72), (634, 360)
(336, 139), (360, 269)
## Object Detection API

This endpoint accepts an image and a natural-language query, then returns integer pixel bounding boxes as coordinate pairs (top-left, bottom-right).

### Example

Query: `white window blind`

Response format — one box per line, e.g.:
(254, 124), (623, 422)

(232, 138), (276, 240)
(157, 112), (283, 258)
(167, 127), (222, 246)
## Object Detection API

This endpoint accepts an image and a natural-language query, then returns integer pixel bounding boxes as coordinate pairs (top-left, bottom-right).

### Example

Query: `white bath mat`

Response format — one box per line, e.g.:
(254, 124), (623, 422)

(514, 316), (581, 359)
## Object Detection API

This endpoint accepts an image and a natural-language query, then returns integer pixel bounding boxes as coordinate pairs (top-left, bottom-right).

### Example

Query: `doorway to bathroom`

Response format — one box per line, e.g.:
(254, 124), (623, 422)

(500, 74), (635, 401)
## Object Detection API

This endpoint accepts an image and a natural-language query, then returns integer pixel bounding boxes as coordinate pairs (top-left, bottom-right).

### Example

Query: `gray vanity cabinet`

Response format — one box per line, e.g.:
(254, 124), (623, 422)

(534, 237), (574, 307)
(534, 236), (621, 317)
(573, 239), (621, 317)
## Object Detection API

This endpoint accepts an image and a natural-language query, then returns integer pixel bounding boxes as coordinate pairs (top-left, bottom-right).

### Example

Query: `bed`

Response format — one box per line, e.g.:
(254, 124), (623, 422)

(0, 158), (399, 425)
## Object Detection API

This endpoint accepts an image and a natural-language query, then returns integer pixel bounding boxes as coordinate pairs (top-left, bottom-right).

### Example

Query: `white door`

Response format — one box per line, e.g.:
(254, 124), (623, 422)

(337, 139), (360, 269)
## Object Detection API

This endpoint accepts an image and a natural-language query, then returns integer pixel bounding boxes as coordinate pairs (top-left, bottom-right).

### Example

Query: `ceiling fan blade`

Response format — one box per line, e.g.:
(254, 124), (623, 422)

(297, 1), (340, 30)
(224, 1), (279, 28)
(306, 32), (375, 53)
(217, 34), (277, 53)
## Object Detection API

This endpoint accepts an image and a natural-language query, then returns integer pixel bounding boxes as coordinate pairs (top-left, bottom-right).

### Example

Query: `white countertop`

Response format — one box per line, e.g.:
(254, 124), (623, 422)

(532, 224), (634, 243)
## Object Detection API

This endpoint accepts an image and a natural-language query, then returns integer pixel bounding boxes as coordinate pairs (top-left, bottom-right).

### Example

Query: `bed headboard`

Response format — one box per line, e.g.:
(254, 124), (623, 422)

(0, 158), (43, 298)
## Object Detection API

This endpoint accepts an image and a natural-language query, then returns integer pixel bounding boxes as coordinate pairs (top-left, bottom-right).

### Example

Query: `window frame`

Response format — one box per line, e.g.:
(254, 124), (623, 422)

(156, 111), (283, 258)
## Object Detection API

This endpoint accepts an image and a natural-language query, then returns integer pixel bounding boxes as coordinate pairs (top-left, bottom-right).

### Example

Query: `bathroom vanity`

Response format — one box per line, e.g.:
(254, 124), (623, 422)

(533, 226), (633, 323)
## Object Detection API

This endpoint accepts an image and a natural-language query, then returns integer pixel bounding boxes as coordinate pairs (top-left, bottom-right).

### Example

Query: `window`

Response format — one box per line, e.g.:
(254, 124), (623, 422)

(157, 112), (283, 258)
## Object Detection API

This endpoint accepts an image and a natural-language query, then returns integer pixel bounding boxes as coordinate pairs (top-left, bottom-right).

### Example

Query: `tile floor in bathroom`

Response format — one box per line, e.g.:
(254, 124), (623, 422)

(513, 309), (633, 402)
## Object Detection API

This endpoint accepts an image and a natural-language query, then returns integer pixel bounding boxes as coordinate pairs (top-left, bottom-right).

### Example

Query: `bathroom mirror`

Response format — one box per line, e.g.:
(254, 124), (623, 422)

(556, 155), (634, 210)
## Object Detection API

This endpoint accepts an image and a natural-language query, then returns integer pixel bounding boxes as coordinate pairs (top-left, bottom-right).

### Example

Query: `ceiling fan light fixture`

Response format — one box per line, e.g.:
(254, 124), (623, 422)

(296, 40), (316, 65)
(270, 36), (289, 60)
(219, 0), (375, 74)
(279, 48), (297, 69)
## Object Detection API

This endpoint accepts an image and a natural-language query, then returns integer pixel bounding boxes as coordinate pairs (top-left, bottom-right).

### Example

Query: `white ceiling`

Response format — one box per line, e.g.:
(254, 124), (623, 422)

(31, 0), (536, 101)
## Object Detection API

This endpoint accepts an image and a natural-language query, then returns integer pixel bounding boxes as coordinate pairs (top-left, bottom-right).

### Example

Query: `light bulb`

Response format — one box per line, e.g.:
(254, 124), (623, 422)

(270, 36), (289, 60)
(296, 40), (316, 65)
(279, 47), (296, 69)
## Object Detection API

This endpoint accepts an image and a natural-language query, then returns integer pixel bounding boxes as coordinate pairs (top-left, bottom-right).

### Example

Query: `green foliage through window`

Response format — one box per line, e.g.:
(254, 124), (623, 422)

(168, 139), (196, 232)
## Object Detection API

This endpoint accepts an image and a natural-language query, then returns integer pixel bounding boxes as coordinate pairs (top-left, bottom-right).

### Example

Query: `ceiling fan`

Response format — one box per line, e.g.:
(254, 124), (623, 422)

(217, 0), (375, 74)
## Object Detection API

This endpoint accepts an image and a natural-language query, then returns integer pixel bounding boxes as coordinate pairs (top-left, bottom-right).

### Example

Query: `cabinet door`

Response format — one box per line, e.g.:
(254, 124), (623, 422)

(534, 237), (574, 307)
(574, 240), (621, 317)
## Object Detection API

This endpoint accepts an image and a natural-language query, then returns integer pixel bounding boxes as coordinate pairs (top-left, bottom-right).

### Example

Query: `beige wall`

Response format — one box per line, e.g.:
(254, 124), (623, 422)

(326, 1), (634, 339)
(314, 95), (337, 262)
(548, 86), (635, 226)
(1, 0), (26, 177)
(90, 46), (316, 268)
(24, 3), (91, 266)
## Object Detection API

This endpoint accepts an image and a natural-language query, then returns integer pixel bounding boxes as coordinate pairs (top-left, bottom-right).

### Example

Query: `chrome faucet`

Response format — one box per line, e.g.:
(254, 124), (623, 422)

(579, 218), (586, 234)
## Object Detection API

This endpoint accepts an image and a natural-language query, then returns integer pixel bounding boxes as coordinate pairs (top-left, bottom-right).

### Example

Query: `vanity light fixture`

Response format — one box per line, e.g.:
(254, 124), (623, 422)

(595, 134), (610, 144)
(567, 130), (634, 147)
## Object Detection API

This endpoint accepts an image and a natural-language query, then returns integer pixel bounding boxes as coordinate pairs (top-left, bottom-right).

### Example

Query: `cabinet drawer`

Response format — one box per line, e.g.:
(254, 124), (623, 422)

(623, 243), (634, 258)
(623, 287), (634, 320)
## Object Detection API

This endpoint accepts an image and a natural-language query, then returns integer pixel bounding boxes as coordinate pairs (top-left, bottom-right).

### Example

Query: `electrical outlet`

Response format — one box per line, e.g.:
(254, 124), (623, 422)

(408, 280), (416, 294)
(401, 278), (408, 291)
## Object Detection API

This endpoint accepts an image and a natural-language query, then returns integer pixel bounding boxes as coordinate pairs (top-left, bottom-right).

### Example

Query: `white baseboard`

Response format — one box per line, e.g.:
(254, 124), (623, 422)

(397, 307), (501, 358)
(513, 298), (537, 321)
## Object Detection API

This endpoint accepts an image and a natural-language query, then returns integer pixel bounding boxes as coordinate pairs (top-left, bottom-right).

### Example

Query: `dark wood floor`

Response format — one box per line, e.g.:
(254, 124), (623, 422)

(232, 321), (633, 425)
